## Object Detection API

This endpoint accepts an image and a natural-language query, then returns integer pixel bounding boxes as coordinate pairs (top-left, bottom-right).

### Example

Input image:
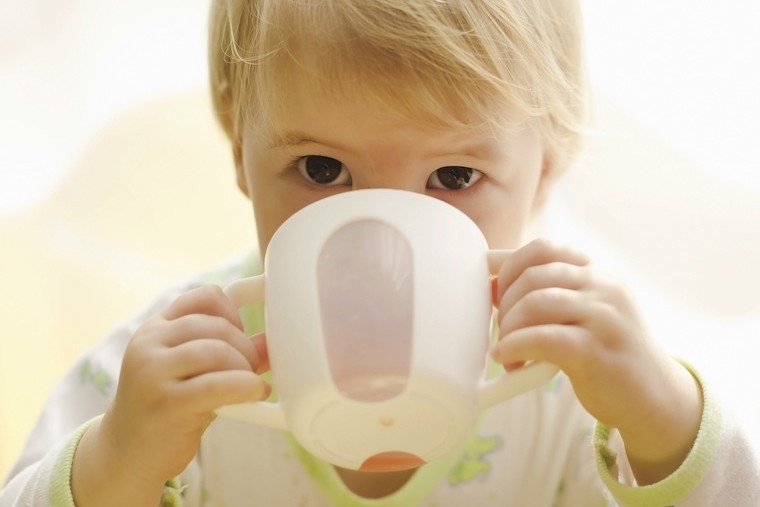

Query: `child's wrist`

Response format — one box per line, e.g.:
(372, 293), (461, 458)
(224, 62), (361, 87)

(618, 360), (703, 485)
(72, 415), (166, 507)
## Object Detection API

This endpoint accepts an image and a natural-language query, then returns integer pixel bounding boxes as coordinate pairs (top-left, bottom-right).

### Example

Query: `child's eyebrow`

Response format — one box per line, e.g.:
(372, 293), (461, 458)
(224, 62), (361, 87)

(268, 130), (306, 148)
(268, 130), (335, 150)
(445, 141), (501, 160)
(268, 129), (503, 160)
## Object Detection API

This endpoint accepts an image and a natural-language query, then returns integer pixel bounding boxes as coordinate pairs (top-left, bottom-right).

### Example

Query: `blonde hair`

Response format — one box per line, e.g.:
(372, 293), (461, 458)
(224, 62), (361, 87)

(209, 0), (586, 172)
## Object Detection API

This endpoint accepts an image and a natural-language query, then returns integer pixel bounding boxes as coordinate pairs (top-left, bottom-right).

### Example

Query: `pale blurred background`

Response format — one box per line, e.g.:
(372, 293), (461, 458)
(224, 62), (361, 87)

(1, 0), (759, 480)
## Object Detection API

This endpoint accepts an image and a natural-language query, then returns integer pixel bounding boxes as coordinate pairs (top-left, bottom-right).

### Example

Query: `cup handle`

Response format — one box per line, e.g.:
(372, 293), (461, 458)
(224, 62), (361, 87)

(214, 276), (288, 430)
(478, 250), (560, 409)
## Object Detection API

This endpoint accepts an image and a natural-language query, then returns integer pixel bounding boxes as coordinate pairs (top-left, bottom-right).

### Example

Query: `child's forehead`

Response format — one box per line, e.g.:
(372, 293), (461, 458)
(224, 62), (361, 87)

(254, 78), (520, 149)
(251, 90), (534, 163)
(251, 46), (526, 142)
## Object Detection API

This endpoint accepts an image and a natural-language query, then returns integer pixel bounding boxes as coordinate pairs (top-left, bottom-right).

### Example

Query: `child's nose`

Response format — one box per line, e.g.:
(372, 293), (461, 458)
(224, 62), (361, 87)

(351, 170), (424, 194)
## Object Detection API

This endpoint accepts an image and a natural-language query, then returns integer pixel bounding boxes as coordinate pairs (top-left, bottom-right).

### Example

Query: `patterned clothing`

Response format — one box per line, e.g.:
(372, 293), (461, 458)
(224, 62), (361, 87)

(1, 253), (758, 506)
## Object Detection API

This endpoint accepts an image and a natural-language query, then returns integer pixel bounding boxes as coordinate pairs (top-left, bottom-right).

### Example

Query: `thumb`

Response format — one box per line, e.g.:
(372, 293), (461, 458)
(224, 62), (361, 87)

(250, 332), (270, 374)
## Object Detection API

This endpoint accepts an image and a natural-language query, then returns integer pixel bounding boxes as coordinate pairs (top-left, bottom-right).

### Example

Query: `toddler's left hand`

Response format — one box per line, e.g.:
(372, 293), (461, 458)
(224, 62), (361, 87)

(491, 239), (702, 484)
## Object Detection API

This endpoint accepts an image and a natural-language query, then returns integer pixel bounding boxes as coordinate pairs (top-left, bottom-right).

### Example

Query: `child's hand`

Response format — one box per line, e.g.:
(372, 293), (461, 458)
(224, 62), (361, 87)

(72, 286), (269, 506)
(491, 239), (702, 484)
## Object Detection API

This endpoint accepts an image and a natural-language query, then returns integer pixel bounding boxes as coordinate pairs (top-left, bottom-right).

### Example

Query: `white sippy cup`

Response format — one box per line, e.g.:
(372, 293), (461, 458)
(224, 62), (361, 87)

(218, 189), (558, 471)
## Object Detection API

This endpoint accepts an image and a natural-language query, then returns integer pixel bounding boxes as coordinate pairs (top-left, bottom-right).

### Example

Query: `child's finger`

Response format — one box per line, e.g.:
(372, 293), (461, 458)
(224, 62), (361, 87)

(498, 286), (592, 337)
(496, 239), (589, 299)
(250, 333), (270, 374)
(491, 324), (591, 369)
(162, 285), (244, 331)
(498, 261), (589, 317)
(166, 338), (255, 380)
(158, 314), (261, 371)
(175, 370), (271, 411)
(159, 313), (243, 345)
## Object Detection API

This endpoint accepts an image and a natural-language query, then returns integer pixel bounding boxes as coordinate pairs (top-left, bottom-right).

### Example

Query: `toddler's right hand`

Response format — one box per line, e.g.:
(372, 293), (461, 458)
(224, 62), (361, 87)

(74, 285), (269, 504)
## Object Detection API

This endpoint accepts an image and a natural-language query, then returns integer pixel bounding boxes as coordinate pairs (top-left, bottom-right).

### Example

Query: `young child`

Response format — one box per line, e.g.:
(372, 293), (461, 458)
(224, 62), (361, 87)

(2, 1), (759, 505)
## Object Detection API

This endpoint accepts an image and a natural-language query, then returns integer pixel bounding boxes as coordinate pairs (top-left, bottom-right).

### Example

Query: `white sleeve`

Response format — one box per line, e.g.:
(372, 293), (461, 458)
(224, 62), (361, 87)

(675, 409), (760, 506)
(0, 419), (94, 507)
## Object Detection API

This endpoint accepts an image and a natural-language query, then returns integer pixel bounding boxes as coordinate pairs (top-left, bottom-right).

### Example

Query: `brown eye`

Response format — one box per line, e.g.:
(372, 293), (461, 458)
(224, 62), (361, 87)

(297, 156), (351, 185)
(427, 166), (482, 190)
